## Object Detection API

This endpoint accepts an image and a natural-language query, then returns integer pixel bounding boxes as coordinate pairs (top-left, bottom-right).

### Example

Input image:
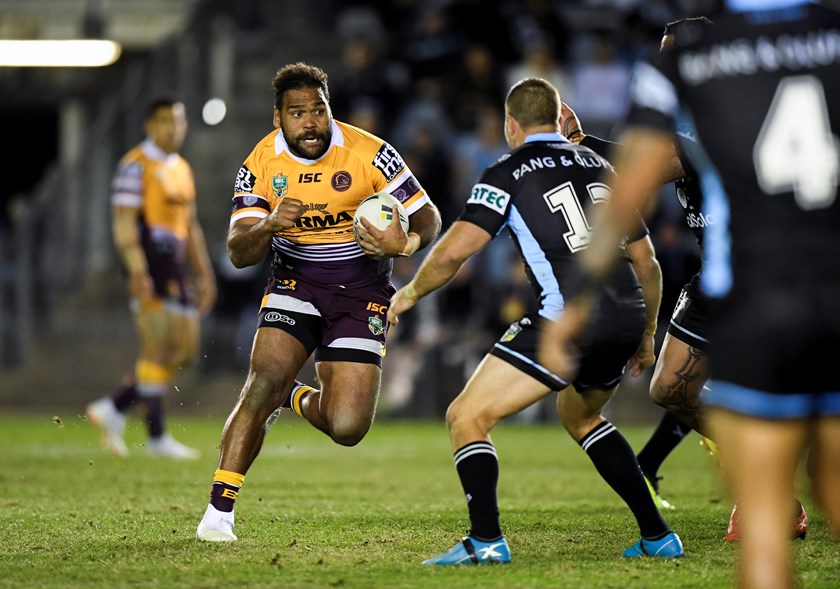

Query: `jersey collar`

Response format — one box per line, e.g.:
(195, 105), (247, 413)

(274, 119), (344, 164)
(524, 132), (569, 144)
(141, 138), (180, 164)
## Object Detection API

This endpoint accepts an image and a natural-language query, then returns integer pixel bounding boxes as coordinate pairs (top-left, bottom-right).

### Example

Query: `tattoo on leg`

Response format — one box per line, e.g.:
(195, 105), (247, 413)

(663, 346), (707, 432)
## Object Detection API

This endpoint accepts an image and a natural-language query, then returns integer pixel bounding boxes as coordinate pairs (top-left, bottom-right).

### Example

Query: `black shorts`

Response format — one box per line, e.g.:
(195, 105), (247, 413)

(667, 274), (711, 351)
(489, 315), (643, 393)
(256, 271), (395, 367)
(706, 283), (840, 418)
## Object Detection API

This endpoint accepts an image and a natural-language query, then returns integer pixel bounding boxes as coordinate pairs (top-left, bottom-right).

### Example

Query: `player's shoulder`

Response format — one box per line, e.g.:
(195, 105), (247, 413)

(245, 129), (281, 164)
(335, 120), (388, 156)
(119, 144), (147, 167)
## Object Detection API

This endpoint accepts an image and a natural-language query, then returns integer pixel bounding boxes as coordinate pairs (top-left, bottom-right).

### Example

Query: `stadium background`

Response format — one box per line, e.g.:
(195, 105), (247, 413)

(0, 0), (709, 422)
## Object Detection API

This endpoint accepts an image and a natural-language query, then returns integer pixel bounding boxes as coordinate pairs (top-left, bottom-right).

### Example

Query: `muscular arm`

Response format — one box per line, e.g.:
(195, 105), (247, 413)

(406, 202), (442, 254)
(187, 205), (217, 314)
(387, 220), (491, 323)
(113, 205), (153, 301)
(356, 200), (442, 259)
(625, 234), (662, 376)
(227, 197), (304, 268)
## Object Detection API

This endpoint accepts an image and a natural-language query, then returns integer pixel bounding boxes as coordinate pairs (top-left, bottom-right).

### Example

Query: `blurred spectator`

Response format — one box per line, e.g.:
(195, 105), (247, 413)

(330, 36), (409, 130)
(442, 44), (507, 132)
(399, 5), (467, 80)
(390, 77), (454, 157)
(570, 32), (630, 138)
(450, 103), (508, 208)
(505, 41), (570, 102)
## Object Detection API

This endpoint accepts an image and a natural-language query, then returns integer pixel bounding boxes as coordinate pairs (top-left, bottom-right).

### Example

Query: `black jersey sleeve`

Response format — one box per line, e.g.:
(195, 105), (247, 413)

(457, 166), (512, 237)
(625, 59), (679, 134)
(580, 135), (620, 161)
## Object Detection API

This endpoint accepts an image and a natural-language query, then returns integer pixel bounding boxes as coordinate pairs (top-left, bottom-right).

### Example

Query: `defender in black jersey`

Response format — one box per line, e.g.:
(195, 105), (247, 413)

(542, 2), (840, 587)
(389, 78), (682, 564)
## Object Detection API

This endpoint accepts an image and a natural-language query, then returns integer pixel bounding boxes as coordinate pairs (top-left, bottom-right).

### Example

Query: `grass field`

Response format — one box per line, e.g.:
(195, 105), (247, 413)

(1, 413), (837, 588)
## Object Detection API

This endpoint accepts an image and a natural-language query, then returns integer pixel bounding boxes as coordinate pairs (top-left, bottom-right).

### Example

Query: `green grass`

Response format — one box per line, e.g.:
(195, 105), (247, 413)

(1, 414), (837, 588)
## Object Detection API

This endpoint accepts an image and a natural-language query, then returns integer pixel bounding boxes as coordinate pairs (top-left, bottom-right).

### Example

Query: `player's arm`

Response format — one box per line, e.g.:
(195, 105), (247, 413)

(387, 220), (491, 324)
(186, 203), (217, 315)
(562, 101), (685, 187)
(625, 233), (662, 376)
(113, 205), (153, 302)
(227, 197), (304, 268)
(356, 201), (442, 259)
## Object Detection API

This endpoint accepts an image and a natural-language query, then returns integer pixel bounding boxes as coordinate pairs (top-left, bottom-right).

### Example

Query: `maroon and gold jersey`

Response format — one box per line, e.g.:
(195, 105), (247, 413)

(230, 120), (429, 286)
(112, 139), (196, 303)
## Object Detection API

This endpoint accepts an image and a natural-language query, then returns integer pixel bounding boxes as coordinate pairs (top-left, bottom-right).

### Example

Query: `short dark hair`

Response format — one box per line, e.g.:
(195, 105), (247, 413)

(145, 96), (181, 120)
(663, 16), (713, 39)
(272, 62), (330, 110)
(505, 78), (560, 129)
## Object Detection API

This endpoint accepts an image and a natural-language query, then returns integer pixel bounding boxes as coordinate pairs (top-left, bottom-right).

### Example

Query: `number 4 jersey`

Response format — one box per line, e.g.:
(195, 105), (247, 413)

(457, 132), (648, 324)
(627, 1), (840, 297)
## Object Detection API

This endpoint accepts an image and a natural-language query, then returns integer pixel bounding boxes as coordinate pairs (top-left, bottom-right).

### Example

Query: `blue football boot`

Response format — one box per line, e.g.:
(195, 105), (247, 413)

(623, 531), (684, 558)
(422, 536), (511, 565)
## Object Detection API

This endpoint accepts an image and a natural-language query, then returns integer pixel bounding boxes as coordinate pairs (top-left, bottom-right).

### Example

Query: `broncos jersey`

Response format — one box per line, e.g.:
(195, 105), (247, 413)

(458, 132), (648, 324)
(112, 139), (195, 267)
(627, 0), (840, 298)
(230, 120), (429, 287)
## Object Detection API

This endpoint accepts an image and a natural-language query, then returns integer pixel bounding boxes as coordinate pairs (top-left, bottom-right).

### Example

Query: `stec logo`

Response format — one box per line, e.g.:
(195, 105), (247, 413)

(468, 183), (510, 214)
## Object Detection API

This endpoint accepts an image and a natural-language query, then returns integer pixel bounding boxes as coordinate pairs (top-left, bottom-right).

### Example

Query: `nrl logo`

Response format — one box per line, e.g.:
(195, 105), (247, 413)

(368, 315), (384, 336)
(272, 174), (288, 198)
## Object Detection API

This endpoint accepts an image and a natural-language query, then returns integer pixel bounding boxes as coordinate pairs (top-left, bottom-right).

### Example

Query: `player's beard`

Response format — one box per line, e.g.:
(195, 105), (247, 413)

(284, 125), (332, 160)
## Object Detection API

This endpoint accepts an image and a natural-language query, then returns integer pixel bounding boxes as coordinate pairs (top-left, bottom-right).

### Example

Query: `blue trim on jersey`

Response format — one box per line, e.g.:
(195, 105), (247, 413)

(525, 132), (569, 144)
(675, 109), (732, 298)
(706, 380), (840, 418)
(507, 205), (564, 320)
(699, 171), (732, 297)
(668, 321), (710, 343)
(493, 343), (569, 387)
(725, 0), (810, 11)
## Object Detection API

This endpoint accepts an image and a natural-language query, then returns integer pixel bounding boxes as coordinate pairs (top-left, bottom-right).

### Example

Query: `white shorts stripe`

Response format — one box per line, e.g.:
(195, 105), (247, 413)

(264, 293), (320, 316)
(327, 337), (384, 355)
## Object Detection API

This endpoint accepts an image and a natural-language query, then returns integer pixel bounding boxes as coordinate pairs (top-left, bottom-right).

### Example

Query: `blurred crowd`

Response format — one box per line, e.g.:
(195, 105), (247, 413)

(206, 0), (704, 416)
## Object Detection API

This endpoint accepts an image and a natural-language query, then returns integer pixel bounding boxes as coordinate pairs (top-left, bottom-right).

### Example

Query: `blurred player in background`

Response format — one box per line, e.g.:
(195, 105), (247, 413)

(86, 97), (216, 459)
(561, 15), (809, 540)
(541, 2), (840, 587)
(389, 78), (682, 565)
(196, 62), (441, 542)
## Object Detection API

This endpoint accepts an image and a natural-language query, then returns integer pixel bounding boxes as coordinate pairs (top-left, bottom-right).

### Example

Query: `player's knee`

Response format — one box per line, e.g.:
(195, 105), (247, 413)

(239, 375), (287, 416)
(328, 418), (371, 447)
(446, 398), (493, 437)
(649, 378), (672, 407)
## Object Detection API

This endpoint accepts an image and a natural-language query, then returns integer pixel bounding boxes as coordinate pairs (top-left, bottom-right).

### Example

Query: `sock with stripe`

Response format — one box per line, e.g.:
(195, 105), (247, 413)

(454, 441), (502, 541)
(285, 380), (317, 417)
(210, 469), (245, 512)
(636, 411), (691, 486)
(580, 421), (669, 538)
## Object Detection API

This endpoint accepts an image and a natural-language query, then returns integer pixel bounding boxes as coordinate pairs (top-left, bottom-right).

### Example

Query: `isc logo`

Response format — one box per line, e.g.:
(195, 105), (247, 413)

(366, 302), (387, 314)
(299, 172), (322, 183)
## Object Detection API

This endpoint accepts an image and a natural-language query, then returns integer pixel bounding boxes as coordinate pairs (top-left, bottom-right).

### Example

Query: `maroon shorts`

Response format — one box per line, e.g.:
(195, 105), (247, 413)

(257, 272), (395, 367)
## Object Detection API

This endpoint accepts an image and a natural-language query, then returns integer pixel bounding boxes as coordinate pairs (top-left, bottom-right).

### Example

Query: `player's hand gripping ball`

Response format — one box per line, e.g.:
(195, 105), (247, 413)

(353, 192), (409, 259)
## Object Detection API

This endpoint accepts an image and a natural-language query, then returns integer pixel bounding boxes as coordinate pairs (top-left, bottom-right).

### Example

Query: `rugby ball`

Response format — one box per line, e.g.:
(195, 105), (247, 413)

(354, 191), (409, 233)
